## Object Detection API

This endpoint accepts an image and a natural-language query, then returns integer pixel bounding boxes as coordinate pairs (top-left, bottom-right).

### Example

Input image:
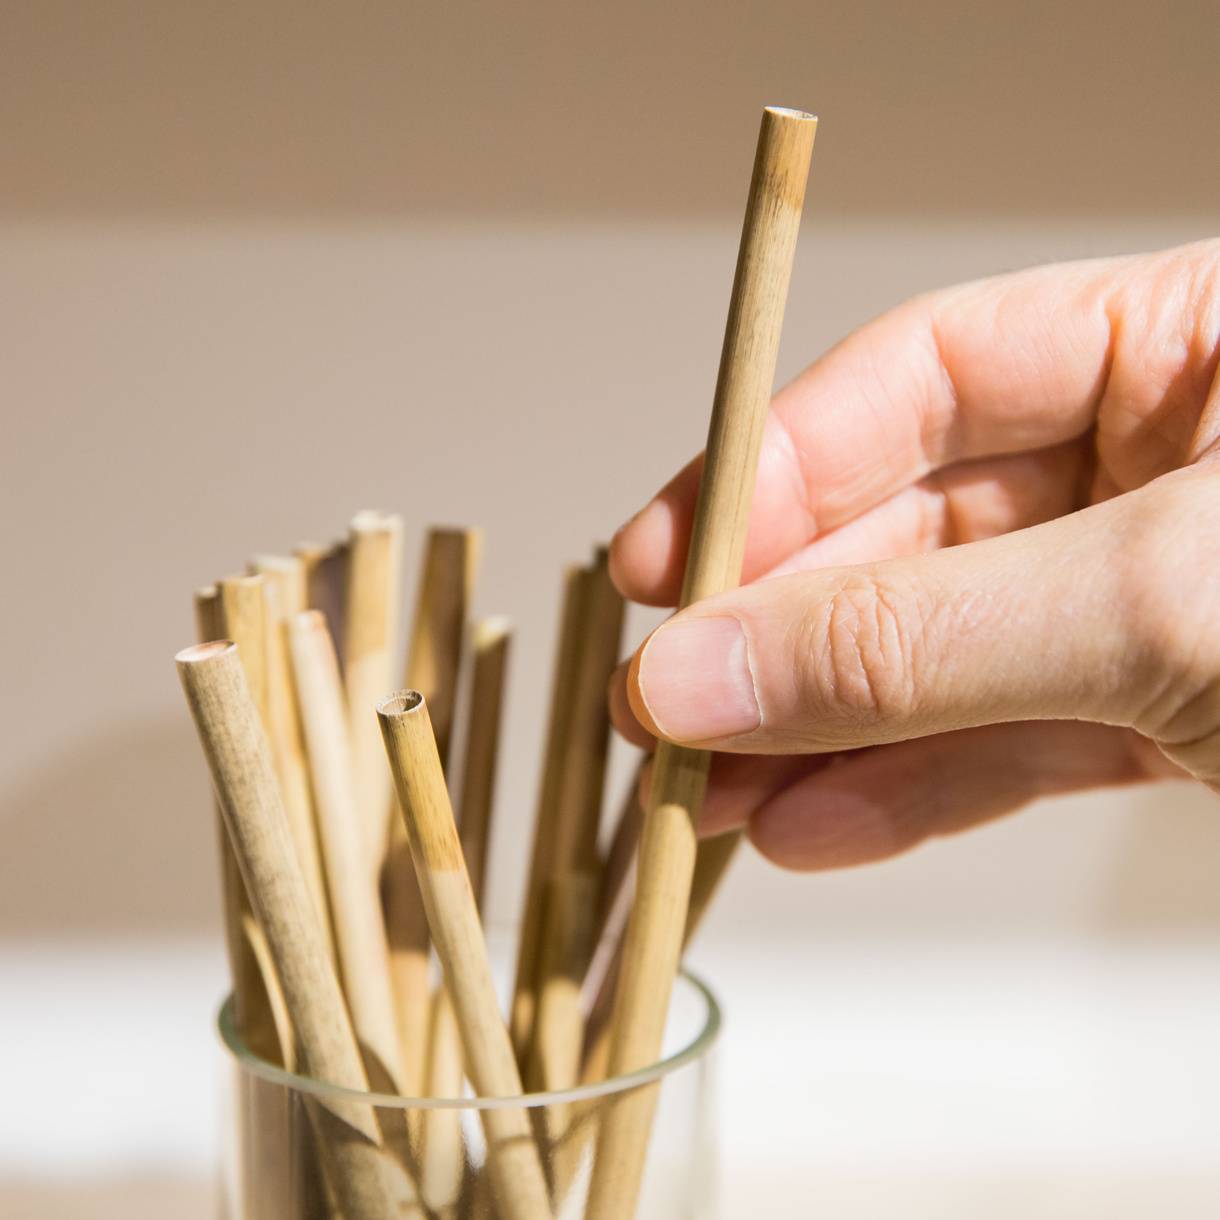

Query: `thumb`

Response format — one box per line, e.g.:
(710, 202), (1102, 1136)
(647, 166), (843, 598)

(625, 469), (1220, 773)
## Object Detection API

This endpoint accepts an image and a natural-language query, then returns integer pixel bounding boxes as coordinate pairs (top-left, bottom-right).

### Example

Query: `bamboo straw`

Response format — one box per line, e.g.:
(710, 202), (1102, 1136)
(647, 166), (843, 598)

(459, 618), (512, 911)
(378, 692), (552, 1220)
(195, 586), (284, 1068)
(529, 553), (624, 1095)
(381, 833), (432, 1104)
(344, 511), (405, 872)
(405, 527), (483, 770)
(593, 777), (645, 954)
(420, 988), (465, 1218)
(176, 642), (421, 1220)
(384, 526), (483, 1102)
(581, 827), (743, 1086)
(288, 610), (405, 1095)
(250, 555), (333, 948)
(296, 539), (349, 664)
(588, 105), (816, 1220)
(549, 828), (744, 1213)
(510, 565), (588, 1063)
(422, 617), (512, 1218)
(219, 574), (272, 735)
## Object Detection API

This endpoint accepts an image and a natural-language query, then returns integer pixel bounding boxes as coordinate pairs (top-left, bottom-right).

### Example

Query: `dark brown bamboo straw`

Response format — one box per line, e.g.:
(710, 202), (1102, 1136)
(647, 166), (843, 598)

(510, 564), (589, 1064)
(528, 551), (624, 1096)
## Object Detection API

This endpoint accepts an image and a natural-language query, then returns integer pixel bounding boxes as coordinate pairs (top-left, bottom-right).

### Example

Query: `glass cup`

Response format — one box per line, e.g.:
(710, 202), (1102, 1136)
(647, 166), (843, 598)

(216, 968), (721, 1220)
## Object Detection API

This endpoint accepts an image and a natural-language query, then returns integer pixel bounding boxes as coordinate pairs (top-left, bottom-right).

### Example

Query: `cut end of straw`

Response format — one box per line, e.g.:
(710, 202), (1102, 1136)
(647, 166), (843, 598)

(175, 639), (236, 664)
(376, 690), (424, 718)
(766, 105), (816, 121)
(350, 509), (403, 533)
(293, 609), (328, 632)
(249, 553), (300, 574)
(475, 616), (512, 647)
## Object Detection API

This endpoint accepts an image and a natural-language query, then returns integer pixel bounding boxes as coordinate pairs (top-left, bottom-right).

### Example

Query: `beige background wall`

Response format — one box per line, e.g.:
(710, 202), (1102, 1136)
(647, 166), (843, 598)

(2, 2), (1220, 947)
(3, 0), (1220, 219)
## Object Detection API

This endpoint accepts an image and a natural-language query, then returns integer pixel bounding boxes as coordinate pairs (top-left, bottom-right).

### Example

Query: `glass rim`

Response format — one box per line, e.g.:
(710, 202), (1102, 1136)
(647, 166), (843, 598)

(216, 967), (721, 1111)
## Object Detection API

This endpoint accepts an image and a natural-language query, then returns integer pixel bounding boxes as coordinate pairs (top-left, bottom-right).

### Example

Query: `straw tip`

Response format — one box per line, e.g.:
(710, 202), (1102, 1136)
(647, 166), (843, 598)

(376, 689), (424, 718)
(350, 508), (403, 533)
(475, 616), (512, 645)
(248, 553), (300, 574)
(175, 640), (235, 665)
(765, 105), (816, 122)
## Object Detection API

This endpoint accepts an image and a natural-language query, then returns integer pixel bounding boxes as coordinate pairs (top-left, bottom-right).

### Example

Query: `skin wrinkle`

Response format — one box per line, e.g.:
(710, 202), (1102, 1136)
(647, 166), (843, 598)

(816, 572), (917, 733)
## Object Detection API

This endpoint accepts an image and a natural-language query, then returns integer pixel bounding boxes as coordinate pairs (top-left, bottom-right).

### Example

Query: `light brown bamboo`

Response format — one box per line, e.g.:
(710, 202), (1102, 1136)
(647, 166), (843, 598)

(378, 692), (551, 1220)
(198, 585), (309, 1220)
(176, 641), (420, 1219)
(250, 555), (333, 950)
(296, 539), (349, 664)
(218, 574), (272, 737)
(381, 831), (432, 1104)
(528, 552), (624, 1100)
(532, 871), (598, 1164)
(581, 827), (743, 1086)
(404, 527), (483, 770)
(384, 526), (483, 1104)
(458, 617), (512, 912)
(288, 610), (405, 1095)
(200, 582), (285, 1068)
(588, 105), (817, 1220)
(510, 564), (588, 1064)
(592, 776), (645, 954)
(542, 552), (622, 885)
(424, 617), (511, 1217)
(549, 828), (743, 1212)
(344, 511), (405, 872)
(241, 908), (296, 1071)
(419, 988), (465, 1219)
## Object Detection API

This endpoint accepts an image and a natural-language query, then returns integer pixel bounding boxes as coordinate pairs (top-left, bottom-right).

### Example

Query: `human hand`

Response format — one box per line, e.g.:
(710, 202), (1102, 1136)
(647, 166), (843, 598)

(609, 241), (1220, 870)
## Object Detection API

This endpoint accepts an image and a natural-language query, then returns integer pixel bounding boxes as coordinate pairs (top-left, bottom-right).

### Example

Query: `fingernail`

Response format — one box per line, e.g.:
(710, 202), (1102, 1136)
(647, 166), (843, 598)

(636, 616), (760, 742)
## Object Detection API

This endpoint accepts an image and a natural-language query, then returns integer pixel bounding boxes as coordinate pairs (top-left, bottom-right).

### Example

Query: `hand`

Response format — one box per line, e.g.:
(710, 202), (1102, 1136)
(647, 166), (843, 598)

(609, 241), (1220, 871)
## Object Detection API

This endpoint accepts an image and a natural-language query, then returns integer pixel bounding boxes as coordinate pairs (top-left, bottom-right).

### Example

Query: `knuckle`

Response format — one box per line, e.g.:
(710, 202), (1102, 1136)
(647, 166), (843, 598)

(1120, 474), (1220, 748)
(800, 572), (924, 732)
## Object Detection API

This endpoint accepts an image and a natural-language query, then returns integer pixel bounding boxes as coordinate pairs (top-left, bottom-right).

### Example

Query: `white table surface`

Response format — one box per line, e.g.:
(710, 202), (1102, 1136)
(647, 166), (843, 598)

(2, 937), (1218, 1217)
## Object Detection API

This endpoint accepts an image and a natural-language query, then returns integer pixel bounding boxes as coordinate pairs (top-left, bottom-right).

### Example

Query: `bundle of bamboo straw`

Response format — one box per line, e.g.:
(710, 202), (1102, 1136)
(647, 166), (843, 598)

(176, 104), (815, 1220)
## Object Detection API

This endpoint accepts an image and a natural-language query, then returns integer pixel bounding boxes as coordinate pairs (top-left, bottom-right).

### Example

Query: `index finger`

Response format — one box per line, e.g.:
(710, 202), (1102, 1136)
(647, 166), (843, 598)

(611, 240), (1220, 605)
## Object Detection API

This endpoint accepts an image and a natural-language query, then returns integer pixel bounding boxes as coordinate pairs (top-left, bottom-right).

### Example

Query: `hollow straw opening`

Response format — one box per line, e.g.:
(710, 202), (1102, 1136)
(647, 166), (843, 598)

(175, 640), (236, 663)
(218, 968), (720, 1110)
(377, 689), (424, 717)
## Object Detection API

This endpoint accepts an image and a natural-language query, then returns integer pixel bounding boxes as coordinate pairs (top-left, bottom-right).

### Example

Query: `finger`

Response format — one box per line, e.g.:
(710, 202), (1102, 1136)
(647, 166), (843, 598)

(746, 722), (1182, 871)
(609, 658), (654, 749)
(611, 241), (1220, 604)
(763, 437), (1089, 579)
(612, 436), (1089, 606)
(624, 470), (1220, 770)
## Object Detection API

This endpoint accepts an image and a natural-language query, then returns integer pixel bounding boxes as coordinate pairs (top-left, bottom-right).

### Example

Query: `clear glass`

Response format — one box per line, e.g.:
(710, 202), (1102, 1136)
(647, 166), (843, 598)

(216, 969), (721, 1220)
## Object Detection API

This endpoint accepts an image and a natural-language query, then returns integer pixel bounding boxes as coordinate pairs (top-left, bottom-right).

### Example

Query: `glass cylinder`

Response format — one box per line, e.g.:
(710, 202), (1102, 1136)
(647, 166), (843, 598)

(217, 969), (720, 1220)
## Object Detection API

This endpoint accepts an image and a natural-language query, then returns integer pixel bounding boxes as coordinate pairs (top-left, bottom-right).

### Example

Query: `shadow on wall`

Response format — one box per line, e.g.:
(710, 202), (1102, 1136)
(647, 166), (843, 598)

(1, 719), (1219, 940)
(0, 717), (219, 936)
